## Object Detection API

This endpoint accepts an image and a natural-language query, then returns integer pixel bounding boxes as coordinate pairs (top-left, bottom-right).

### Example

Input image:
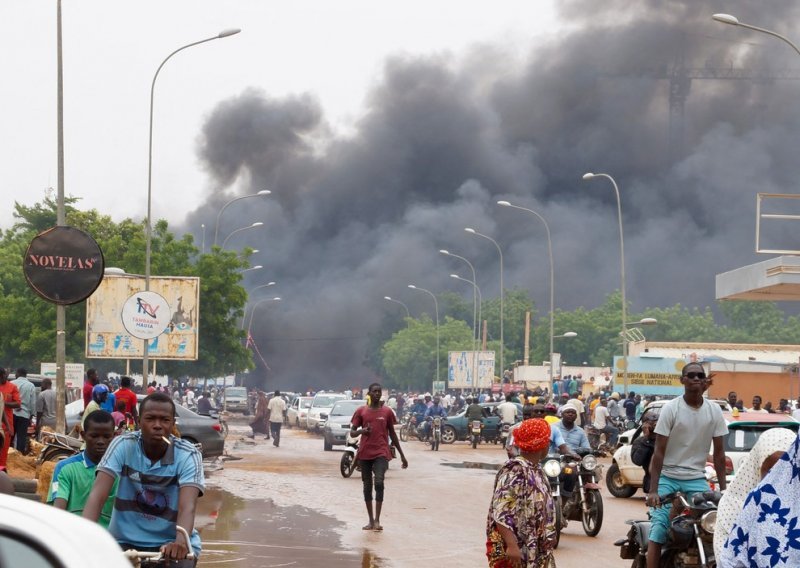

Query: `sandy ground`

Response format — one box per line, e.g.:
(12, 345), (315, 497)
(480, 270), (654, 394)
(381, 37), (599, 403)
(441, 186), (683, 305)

(209, 423), (506, 567)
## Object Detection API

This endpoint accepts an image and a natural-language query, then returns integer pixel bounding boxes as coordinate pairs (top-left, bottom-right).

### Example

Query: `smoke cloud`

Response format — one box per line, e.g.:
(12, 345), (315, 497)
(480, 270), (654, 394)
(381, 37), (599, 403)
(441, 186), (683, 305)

(185, 1), (800, 388)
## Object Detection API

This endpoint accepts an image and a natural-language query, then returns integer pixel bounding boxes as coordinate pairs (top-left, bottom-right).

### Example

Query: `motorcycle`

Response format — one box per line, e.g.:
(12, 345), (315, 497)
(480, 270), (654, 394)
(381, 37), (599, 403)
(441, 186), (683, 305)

(615, 490), (721, 568)
(470, 419), (483, 449)
(37, 431), (81, 463)
(399, 414), (416, 442)
(560, 448), (604, 537)
(429, 416), (443, 451)
(541, 454), (564, 549)
(340, 431), (360, 478)
(499, 422), (512, 446)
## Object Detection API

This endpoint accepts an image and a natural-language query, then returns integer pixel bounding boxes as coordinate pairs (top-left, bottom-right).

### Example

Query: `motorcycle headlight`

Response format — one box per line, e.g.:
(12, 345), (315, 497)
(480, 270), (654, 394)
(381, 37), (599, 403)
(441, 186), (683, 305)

(700, 510), (717, 534)
(581, 454), (598, 471)
(542, 459), (562, 477)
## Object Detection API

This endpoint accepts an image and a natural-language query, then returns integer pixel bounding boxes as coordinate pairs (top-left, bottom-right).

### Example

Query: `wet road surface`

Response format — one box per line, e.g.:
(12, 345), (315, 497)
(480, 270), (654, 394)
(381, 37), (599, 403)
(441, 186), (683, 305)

(200, 422), (646, 567)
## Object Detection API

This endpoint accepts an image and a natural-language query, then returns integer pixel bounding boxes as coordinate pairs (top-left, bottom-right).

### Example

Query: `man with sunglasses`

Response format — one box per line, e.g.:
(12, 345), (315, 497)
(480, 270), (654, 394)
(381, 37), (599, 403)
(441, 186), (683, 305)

(644, 362), (728, 568)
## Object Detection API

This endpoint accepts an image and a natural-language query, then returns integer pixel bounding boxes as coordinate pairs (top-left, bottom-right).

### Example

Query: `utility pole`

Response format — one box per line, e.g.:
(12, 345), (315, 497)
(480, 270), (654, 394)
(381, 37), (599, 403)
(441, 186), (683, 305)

(55, 0), (67, 432)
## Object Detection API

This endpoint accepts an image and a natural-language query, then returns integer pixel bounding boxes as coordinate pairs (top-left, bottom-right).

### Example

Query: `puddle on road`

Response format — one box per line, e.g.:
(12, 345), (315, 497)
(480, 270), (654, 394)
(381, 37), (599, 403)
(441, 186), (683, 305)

(197, 488), (384, 567)
(440, 461), (500, 471)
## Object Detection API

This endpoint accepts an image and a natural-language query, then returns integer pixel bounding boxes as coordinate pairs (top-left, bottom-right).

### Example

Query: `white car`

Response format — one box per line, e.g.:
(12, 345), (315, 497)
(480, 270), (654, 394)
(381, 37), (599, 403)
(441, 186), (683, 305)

(306, 393), (347, 431)
(287, 396), (313, 429)
(607, 403), (796, 498)
(0, 493), (129, 568)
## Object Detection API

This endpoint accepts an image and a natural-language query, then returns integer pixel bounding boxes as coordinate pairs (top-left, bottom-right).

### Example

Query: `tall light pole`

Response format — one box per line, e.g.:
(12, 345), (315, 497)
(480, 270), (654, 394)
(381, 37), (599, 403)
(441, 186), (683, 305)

(465, 227), (504, 377)
(450, 274), (483, 387)
(583, 172), (628, 393)
(55, 0), (66, 431)
(221, 221), (264, 249)
(552, 331), (577, 383)
(383, 296), (411, 318)
(144, 27), (241, 383)
(440, 250), (477, 344)
(246, 297), (282, 339)
(712, 14), (800, 56)
(239, 265), (263, 274)
(213, 190), (271, 247)
(497, 200), (555, 384)
(241, 282), (277, 329)
(408, 284), (439, 387)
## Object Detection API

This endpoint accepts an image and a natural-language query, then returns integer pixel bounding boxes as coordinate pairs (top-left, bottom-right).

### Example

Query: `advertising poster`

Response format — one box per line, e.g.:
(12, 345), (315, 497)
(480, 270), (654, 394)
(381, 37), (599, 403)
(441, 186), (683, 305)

(448, 351), (495, 389)
(85, 274), (199, 360)
(613, 356), (686, 396)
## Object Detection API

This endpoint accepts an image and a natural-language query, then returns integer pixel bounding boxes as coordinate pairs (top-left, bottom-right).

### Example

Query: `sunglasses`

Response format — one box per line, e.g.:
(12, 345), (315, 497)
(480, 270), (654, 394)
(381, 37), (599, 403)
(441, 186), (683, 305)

(684, 372), (707, 380)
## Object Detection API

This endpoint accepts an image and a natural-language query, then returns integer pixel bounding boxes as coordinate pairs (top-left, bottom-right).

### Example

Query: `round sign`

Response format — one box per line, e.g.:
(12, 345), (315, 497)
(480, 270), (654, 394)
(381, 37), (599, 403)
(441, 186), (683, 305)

(23, 226), (105, 305)
(121, 291), (171, 340)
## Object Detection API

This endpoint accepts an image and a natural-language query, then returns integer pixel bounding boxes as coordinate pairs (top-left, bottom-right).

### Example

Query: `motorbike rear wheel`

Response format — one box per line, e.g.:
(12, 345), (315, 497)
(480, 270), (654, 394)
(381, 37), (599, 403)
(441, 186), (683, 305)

(340, 453), (356, 478)
(581, 488), (604, 537)
(472, 434), (478, 449)
(552, 497), (562, 549)
(399, 425), (409, 442)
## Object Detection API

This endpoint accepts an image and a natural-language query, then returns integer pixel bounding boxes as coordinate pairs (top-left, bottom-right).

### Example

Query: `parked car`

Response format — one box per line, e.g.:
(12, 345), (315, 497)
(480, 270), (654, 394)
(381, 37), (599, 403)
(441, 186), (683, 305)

(64, 395), (225, 460)
(223, 386), (249, 414)
(307, 392), (348, 431)
(287, 396), (313, 429)
(0, 493), (128, 568)
(606, 408), (798, 498)
(323, 399), (367, 451)
(442, 402), (522, 444)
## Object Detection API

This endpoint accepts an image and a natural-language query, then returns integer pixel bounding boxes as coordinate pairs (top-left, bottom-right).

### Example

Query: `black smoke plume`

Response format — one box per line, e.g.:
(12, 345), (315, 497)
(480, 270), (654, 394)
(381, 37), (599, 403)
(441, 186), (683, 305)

(185, 1), (800, 388)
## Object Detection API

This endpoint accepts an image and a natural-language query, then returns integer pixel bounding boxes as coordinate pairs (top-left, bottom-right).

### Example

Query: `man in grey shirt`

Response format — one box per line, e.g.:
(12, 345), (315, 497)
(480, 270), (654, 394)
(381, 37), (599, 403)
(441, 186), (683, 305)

(36, 378), (57, 437)
(644, 362), (728, 568)
(11, 368), (36, 453)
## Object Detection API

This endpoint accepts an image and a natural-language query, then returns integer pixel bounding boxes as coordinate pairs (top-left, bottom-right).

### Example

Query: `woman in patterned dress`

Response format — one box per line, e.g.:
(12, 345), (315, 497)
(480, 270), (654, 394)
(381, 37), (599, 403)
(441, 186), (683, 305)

(486, 418), (557, 568)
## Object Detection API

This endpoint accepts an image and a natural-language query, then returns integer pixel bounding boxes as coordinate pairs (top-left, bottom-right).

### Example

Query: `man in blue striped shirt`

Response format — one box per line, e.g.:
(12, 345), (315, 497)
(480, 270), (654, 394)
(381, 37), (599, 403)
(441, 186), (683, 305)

(83, 392), (204, 566)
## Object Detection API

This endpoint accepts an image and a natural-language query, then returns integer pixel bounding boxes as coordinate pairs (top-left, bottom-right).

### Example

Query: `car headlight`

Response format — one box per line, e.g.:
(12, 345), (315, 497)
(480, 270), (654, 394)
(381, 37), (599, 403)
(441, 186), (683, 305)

(542, 459), (562, 477)
(581, 454), (598, 471)
(700, 510), (717, 534)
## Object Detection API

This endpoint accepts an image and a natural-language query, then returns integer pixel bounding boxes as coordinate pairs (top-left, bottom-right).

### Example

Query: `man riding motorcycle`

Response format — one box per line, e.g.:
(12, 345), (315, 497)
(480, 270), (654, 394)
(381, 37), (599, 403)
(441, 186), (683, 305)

(423, 397), (448, 439)
(554, 403), (591, 503)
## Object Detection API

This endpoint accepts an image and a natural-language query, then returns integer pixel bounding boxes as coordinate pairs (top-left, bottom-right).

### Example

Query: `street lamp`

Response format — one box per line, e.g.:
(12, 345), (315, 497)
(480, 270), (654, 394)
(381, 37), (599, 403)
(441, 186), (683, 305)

(465, 227), (505, 377)
(450, 273), (483, 386)
(383, 296), (411, 318)
(550, 332), (577, 381)
(712, 14), (800, 57)
(239, 265), (263, 273)
(221, 222), (264, 249)
(554, 331), (578, 339)
(583, 172), (629, 393)
(408, 284), (440, 387)
(246, 297), (281, 339)
(213, 190), (271, 247)
(440, 249), (478, 343)
(449, 274), (483, 348)
(144, 27), (241, 383)
(251, 281), (277, 294)
(497, 200), (555, 382)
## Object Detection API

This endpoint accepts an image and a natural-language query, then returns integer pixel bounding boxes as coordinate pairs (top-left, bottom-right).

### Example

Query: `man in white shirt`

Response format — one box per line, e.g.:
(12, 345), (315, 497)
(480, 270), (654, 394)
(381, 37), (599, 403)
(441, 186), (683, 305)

(747, 395), (769, 414)
(592, 398), (618, 446)
(267, 390), (287, 447)
(495, 399), (517, 425)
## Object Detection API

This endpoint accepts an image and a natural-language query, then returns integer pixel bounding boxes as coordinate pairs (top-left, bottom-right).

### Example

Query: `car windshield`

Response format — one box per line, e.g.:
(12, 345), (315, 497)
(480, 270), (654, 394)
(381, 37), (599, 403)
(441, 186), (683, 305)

(300, 398), (313, 408)
(226, 388), (247, 398)
(313, 396), (344, 407)
(725, 423), (800, 452)
(330, 401), (365, 416)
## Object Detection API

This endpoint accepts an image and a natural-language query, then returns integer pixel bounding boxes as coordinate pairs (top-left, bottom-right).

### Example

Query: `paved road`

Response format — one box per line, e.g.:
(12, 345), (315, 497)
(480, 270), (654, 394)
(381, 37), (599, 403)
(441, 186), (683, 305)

(205, 423), (647, 567)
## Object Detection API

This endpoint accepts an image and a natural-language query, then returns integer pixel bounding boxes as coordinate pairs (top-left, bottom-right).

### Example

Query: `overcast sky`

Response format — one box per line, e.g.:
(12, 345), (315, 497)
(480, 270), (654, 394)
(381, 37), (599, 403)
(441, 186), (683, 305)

(0, 1), (558, 230)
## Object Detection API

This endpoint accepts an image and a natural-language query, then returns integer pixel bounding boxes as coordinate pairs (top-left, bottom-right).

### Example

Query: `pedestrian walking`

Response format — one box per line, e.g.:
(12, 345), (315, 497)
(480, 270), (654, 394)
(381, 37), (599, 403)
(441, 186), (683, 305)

(0, 369), (20, 471)
(267, 390), (286, 447)
(350, 382), (408, 531)
(11, 368), (35, 454)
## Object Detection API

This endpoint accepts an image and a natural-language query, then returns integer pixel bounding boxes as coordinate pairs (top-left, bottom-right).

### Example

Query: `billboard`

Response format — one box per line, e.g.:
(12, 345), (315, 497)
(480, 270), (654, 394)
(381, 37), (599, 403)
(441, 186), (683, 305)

(448, 351), (495, 389)
(40, 362), (85, 389)
(85, 274), (199, 360)
(613, 356), (687, 396)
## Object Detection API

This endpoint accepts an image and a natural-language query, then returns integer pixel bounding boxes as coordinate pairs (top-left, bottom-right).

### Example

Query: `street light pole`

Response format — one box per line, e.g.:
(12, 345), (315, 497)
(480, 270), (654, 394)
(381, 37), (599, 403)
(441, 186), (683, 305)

(221, 222), (264, 249)
(583, 172), (628, 393)
(213, 190), (271, 247)
(241, 282), (277, 329)
(465, 228), (504, 377)
(55, 0), (67, 432)
(497, 201), (555, 384)
(440, 250), (478, 344)
(712, 14), (800, 56)
(383, 296), (411, 318)
(144, 27), (241, 383)
(408, 284), (439, 387)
